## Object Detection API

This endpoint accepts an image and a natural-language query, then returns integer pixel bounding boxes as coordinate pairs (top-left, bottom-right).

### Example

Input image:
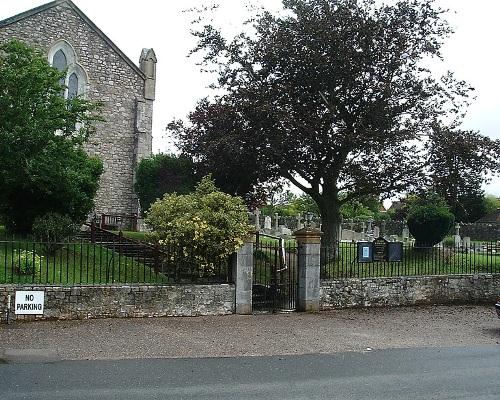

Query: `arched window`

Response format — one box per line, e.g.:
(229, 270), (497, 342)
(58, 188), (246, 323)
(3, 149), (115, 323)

(48, 40), (88, 100)
(52, 49), (67, 72)
(68, 73), (79, 99)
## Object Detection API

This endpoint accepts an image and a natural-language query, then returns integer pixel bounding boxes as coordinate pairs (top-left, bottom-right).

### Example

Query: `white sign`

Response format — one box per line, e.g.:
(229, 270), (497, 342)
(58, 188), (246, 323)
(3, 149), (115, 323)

(15, 291), (45, 315)
(362, 246), (370, 258)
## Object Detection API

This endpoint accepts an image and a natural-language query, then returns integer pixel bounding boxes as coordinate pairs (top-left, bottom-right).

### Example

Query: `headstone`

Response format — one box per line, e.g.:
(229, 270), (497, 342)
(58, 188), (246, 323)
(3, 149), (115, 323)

(402, 226), (410, 241)
(279, 226), (292, 236)
(366, 219), (374, 235)
(463, 236), (471, 250)
(341, 229), (355, 241)
(264, 216), (272, 230)
(455, 223), (460, 236)
(381, 220), (387, 237)
(254, 209), (261, 231)
(373, 226), (380, 238)
(454, 234), (462, 247)
(274, 213), (279, 230)
(296, 214), (303, 230)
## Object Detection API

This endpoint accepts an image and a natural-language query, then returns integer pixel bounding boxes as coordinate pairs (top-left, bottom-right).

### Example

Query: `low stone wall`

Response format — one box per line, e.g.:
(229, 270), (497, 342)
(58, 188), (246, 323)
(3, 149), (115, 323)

(0, 284), (235, 322)
(321, 274), (500, 309)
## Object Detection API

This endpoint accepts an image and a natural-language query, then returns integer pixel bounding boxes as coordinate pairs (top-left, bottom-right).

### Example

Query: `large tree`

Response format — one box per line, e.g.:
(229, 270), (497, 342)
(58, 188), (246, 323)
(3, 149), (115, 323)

(0, 40), (103, 233)
(171, 0), (474, 247)
(427, 125), (500, 222)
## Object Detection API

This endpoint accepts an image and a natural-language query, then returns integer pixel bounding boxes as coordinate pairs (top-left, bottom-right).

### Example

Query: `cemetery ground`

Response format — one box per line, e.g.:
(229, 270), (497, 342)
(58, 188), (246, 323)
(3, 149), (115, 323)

(0, 304), (499, 362)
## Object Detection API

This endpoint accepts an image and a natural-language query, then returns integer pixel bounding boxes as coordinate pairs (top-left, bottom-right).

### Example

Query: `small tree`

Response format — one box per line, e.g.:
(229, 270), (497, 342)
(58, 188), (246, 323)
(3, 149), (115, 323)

(146, 177), (251, 274)
(0, 40), (103, 233)
(407, 193), (455, 247)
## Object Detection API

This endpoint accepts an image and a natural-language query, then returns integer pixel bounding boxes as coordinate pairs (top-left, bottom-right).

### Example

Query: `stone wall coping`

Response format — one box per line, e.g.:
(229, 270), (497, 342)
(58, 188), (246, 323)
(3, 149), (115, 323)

(294, 227), (322, 244)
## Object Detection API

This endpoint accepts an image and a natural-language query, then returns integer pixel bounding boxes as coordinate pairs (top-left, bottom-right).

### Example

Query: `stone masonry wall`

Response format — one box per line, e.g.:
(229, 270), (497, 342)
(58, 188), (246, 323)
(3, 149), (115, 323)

(0, 284), (235, 322)
(0, 2), (153, 215)
(321, 274), (500, 309)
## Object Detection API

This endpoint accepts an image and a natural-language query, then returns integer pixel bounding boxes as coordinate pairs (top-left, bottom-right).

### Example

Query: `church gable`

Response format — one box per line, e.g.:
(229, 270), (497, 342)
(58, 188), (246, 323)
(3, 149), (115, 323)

(0, 0), (145, 81)
(0, 0), (156, 217)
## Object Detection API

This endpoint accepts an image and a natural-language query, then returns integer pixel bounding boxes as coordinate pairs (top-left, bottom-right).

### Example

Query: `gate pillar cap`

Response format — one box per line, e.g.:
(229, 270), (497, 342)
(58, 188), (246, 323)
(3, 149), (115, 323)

(294, 228), (322, 244)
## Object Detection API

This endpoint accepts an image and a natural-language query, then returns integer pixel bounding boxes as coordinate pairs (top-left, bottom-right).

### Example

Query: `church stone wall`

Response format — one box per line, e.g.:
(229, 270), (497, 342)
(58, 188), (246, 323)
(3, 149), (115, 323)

(0, 2), (153, 216)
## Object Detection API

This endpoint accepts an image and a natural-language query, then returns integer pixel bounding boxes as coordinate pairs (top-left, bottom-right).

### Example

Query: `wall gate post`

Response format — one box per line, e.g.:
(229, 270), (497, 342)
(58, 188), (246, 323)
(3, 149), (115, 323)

(232, 240), (254, 315)
(294, 228), (322, 312)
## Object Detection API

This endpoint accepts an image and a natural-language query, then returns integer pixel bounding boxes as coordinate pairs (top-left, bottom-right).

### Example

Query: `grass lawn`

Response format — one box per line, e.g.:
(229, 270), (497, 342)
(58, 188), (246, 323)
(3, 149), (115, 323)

(0, 239), (169, 285)
(111, 230), (150, 242)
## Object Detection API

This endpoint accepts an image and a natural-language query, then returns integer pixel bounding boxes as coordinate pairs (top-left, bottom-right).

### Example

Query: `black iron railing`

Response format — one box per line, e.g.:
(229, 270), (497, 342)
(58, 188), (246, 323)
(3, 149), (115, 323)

(0, 237), (231, 286)
(321, 241), (500, 279)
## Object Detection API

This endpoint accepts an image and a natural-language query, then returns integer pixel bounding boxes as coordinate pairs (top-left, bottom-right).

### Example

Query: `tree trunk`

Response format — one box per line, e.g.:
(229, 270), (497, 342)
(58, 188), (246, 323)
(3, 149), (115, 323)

(319, 201), (342, 250)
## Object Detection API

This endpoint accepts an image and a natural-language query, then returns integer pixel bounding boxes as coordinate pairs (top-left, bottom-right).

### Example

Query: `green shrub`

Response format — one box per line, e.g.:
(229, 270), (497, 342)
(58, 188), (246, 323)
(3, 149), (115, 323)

(407, 194), (455, 247)
(32, 212), (78, 255)
(442, 236), (455, 248)
(146, 176), (251, 275)
(12, 250), (43, 275)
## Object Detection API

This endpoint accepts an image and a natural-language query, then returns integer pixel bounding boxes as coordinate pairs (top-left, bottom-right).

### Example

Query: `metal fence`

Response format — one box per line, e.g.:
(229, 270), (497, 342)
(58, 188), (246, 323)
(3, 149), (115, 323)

(321, 241), (500, 279)
(0, 239), (231, 286)
(253, 238), (298, 312)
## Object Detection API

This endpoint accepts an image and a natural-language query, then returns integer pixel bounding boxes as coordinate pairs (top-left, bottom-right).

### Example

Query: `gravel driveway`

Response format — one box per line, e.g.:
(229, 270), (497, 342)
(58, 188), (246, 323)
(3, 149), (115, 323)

(1, 305), (499, 362)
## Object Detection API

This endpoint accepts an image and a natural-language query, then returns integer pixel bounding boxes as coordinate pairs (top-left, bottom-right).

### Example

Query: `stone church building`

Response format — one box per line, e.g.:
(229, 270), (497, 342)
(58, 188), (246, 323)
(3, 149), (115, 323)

(0, 0), (156, 218)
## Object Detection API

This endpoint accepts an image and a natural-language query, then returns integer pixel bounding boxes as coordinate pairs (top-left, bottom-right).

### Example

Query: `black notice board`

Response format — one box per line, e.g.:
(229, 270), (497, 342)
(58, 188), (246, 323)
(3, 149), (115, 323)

(388, 242), (403, 262)
(372, 237), (389, 262)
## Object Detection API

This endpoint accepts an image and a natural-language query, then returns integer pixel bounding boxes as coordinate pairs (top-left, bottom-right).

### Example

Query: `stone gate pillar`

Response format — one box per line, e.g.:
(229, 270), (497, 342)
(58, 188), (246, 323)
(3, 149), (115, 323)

(232, 240), (254, 315)
(294, 228), (322, 312)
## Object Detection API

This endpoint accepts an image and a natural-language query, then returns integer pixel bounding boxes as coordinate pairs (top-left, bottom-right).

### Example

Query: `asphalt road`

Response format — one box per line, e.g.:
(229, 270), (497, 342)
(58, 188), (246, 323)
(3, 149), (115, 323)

(1, 346), (499, 399)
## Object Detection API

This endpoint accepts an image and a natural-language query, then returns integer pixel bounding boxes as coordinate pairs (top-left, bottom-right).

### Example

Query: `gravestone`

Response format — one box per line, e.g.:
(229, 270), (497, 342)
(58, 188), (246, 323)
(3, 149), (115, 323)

(274, 213), (279, 230)
(463, 236), (471, 250)
(373, 226), (380, 238)
(264, 216), (272, 230)
(296, 214), (303, 230)
(254, 209), (261, 231)
(341, 229), (356, 241)
(454, 235), (462, 247)
(402, 227), (410, 241)
(279, 226), (292, 236)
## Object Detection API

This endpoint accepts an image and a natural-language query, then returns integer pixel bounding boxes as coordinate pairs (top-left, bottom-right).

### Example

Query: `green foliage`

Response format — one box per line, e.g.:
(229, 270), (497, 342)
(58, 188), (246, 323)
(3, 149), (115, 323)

(407, 194), (455, 247)
(146, 177), (252, 272)
(12, 250), (43, 275)
(428, 126), (500, 222)
(484, 195), (500, 215)
(32, 213), (78, 255)
(0, 40), (103, 233)
(174, 0), (473, 246)
(441, 236), (455, 248)
(261, 191), (319, 216)
(135, 153), (197, 213)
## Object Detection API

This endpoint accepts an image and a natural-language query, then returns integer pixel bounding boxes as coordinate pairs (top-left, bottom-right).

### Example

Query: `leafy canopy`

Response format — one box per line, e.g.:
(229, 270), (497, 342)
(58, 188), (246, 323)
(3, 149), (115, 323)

(172, 0), (473, 246)
(0, 40), (103, 232)
(427, 126), (500, 222)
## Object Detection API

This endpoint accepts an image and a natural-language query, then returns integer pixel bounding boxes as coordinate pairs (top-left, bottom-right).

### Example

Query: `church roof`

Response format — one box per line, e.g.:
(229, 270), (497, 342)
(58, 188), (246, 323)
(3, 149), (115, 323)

(0, 0), (146, 79)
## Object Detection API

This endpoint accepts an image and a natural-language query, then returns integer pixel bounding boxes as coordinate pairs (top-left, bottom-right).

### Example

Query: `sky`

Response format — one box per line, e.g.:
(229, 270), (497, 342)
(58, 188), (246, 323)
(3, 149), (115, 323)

(1, 0), (499, 196)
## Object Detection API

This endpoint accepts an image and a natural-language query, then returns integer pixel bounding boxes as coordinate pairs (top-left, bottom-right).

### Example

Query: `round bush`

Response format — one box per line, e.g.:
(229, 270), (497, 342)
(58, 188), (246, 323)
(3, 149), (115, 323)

(145, 176), (252, 274)
(407, 197), (455, 247)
